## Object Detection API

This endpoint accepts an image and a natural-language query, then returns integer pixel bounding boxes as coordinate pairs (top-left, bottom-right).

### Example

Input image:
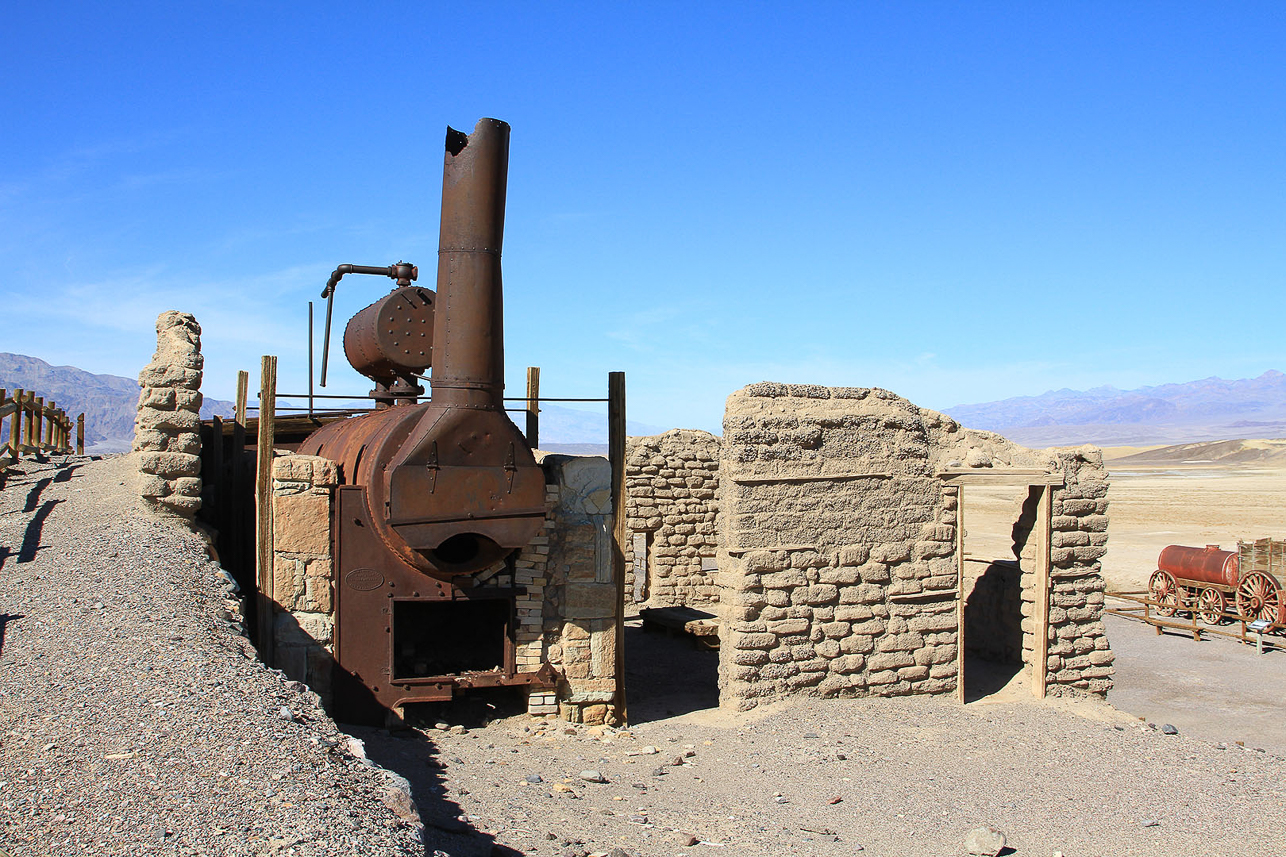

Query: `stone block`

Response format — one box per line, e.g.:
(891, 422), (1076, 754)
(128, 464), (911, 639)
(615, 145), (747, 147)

(867, 651), (915, 671)
(564, 583), (618, 619)
(273, 492), (330, 555)
(138, 451), (201, 478)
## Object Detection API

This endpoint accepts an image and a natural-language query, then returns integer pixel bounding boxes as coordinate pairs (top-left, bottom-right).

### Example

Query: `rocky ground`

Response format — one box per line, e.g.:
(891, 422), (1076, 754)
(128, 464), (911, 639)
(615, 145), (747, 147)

(4, 455), (1286, 857)
(0, 455), (421, 856)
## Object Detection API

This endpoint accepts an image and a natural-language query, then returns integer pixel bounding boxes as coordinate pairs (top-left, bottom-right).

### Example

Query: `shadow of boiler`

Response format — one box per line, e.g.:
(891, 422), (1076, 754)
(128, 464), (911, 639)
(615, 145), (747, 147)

(267, 609), (520, 856)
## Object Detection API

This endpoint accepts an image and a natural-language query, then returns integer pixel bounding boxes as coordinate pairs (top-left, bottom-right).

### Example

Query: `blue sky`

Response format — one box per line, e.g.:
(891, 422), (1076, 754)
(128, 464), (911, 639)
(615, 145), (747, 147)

(2, 3), (1283, 435)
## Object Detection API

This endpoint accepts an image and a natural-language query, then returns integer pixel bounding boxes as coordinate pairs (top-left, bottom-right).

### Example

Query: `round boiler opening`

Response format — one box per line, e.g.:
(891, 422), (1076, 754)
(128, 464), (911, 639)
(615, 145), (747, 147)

(431, 533), (486, 566)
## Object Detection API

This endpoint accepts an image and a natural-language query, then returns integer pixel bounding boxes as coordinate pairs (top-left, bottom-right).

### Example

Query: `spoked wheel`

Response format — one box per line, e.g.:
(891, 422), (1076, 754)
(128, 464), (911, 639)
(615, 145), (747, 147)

(1197, 587), (1227, 625)
(1236, 572), (1281, 626)
(1149, 570), (1179, 617)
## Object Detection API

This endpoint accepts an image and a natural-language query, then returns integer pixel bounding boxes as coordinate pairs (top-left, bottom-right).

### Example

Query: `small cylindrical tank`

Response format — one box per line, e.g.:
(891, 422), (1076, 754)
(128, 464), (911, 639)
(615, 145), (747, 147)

(1158, 544), (1239, 588)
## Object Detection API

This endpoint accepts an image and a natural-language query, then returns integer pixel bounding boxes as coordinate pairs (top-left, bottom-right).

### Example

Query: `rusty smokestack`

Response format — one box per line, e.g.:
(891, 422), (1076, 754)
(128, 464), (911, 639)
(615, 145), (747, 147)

(431, 117), (510, 409)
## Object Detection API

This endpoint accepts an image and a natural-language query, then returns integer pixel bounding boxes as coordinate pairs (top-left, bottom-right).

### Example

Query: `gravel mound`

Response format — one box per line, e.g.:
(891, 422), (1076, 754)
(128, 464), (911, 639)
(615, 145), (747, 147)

(0, 455), (422, 856)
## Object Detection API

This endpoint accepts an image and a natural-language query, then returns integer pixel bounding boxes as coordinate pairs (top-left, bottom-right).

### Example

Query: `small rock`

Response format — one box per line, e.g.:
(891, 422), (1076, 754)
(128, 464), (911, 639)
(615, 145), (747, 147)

(803, 731), (819, 739)
(1142, 819), (1160, 828)
(579, 770), (607, 783)
(639, 745), (658, 755)
(1161, 724), (1178, 735)
(553, 783), (574, 793)
(277, 706), (295, 722)
(628, 814), (647, 824)
(680, 833), (699, 846)
(827, 796), (843, 805)
(670, 756), (685, 767)
(525, 774), (544, 784)
(652, 767), (667, 776)
(449, 725), (468, 735)
(963, 825), (1006, 856)
(434, 722), (450, 731)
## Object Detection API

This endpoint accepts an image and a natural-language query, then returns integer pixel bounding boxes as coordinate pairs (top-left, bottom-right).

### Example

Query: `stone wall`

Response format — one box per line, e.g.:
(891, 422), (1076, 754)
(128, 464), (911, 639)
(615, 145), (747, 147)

(538, 454), (621, 724)
(716, 382), (1114, 711)
(624, 430), (720, 606)
(133, 312), (204, 517)
(270, 455), (338, 700)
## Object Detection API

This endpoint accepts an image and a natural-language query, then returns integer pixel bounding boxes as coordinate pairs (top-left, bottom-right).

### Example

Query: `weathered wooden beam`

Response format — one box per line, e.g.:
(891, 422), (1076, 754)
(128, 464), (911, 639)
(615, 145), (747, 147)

(608, 370), (627, 725)
(525, 366), (540, 449)
(76, 413), (85, 455)
(255, 355), (278, 664)
(938, 469), (1065, 486)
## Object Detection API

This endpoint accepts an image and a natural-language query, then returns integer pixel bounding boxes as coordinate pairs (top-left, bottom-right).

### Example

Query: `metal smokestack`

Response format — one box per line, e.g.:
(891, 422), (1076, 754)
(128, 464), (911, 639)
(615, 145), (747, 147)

(431, 118), (510, 410)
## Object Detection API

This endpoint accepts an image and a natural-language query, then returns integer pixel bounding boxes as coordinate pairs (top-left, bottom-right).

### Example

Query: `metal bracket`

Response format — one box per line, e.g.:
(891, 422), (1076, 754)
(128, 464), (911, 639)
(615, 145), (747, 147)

(426, 441), (439, 493)
(503, 442), (516, 493)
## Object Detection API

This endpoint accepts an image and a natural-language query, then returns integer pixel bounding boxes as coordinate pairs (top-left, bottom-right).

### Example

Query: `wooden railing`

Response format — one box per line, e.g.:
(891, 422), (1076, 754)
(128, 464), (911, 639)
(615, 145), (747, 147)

(0, 388), (84, 474)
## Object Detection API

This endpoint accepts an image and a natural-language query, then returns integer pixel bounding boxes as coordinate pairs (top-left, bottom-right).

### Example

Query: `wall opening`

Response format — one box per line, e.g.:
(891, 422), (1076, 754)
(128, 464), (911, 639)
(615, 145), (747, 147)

(960, 484), (1034, 702)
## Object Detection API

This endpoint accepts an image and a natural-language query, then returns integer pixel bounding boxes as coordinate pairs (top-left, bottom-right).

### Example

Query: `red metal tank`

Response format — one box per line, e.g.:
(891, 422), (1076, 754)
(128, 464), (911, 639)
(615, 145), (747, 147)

(1157, 544), (1239, 587)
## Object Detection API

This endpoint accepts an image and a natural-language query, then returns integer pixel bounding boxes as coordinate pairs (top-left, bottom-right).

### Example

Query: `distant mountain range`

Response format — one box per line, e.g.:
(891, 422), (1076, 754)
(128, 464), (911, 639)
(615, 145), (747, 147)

(0, 353), (663, 453)
(945, 370), (1286, 447)
(0, 353), (236, 452)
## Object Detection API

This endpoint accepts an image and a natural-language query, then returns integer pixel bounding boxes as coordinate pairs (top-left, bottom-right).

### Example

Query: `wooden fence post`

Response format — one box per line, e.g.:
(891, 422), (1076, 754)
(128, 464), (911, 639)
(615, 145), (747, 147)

(256, 355), (278, 663)
(608, 370), (627, 724)
(76, 413), (85, 455)
(525, 366), (540, 448)
(45, 402), (55, 451)
(10, 389), (23, 458)
(32, 397), (43, 453)
(236, 370), (249, 426)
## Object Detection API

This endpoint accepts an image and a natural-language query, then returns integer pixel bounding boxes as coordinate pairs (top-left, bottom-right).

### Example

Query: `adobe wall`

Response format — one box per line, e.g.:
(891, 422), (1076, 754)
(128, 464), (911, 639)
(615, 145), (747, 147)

(624, 430), (720, 606)
(716, 382), (1114, 710)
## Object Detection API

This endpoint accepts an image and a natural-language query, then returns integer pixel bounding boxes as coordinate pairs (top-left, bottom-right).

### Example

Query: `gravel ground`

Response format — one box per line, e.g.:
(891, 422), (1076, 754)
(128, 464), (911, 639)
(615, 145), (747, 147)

(0, 455), (422, 856)
(362, 620), (1286, 857)
(5, 455), (1286, 857)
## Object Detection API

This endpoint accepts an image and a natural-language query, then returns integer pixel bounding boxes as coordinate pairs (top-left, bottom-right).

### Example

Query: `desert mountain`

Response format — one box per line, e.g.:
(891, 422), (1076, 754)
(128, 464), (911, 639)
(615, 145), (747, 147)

(944, 370), (1286, 447)
(0, 353), (662, 454)
(1107, 438), (1286, 466)
(0, 353), (234, 453)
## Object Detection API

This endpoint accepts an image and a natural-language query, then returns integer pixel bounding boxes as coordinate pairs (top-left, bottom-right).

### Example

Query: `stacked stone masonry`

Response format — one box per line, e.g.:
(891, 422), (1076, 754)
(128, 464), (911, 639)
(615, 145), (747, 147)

(715, 382), (1114, 711)
(624, 430), (720, 606)
(133, 311), (204, 517)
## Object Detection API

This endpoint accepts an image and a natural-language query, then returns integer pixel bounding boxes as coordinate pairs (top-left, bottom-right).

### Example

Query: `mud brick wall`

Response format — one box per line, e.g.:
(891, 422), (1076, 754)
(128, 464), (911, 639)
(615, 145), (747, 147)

(538, 454), (621, 725)
(718, 384), (963, 710)
(624, 430), (720, 606)
(133, 311), (204, 518)
(716, 382), (1115, 711)
(270, 454), (339, 702)
(1022, 449), (1114, 696)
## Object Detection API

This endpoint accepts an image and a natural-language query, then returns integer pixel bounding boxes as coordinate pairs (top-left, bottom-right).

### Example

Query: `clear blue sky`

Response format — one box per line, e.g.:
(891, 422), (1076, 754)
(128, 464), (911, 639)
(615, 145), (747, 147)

(3, 3), (1283, 434)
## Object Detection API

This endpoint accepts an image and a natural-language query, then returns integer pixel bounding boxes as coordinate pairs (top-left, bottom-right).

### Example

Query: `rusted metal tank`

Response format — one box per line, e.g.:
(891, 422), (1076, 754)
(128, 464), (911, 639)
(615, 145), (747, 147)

(1157, 544), (1239, 588)
(298, 118), (553, 718)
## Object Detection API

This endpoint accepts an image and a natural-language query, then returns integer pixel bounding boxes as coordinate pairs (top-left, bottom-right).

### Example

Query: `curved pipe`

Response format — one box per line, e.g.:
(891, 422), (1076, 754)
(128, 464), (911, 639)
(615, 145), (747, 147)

(318, 262), (418, 386)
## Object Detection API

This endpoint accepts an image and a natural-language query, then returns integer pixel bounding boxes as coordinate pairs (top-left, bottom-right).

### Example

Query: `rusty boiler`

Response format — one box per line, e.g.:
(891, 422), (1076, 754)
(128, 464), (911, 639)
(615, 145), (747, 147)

(300, 118), (553, 720)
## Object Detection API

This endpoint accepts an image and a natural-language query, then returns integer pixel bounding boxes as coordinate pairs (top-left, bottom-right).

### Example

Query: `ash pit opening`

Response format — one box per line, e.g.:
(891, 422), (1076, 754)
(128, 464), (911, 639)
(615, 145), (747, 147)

(393, 598), (510, 679)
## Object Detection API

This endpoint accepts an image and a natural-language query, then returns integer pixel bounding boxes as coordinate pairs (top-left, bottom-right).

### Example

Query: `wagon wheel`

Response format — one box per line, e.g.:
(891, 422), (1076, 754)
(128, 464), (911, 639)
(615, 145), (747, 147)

(1149, 570), (1179, 617)
(1197, 587), (1227, 625)
(1235, 572), (1281, 626)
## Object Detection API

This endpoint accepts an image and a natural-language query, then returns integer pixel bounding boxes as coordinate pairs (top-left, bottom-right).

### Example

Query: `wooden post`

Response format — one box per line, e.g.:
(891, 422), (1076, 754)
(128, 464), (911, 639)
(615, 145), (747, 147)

(32, 397), (44, 453)
(76, 413), (85, 455)
(22, 392), (34, 454)
(607, 371), (627, 724)
(10, 389), (23, 458)
(236, 370), (249, 426)
(1032, 485), (1052, 699)
(45, 402), (55, 451)
(525, 366), (540, 448)
(256, 355), (278, 663)
(955, 485), (966, 703)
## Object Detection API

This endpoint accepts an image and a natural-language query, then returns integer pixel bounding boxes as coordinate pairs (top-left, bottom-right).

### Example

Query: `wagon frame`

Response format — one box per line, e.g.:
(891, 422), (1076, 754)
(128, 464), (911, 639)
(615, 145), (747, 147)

(1148, 538), (1286, 629)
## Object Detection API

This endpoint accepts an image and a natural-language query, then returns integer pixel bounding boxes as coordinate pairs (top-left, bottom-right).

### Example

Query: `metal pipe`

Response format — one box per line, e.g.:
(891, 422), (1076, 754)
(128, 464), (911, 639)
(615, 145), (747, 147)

(431, 118), (509, 409)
